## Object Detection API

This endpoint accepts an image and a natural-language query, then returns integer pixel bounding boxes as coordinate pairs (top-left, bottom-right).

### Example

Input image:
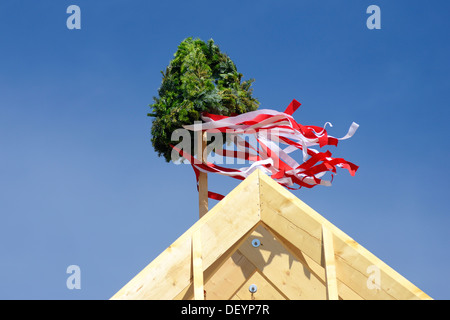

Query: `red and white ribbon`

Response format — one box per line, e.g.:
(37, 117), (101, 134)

(171, 99), (359, 200)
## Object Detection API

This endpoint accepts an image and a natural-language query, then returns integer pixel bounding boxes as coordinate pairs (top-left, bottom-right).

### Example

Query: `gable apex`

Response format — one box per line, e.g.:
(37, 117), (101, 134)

(111, 170), (431, 300)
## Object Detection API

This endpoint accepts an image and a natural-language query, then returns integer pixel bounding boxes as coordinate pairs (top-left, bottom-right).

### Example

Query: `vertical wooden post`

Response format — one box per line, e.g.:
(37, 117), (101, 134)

(197, 130), (208, 218)
(192, 230), (204, 300)
(322, 225), (339, 300)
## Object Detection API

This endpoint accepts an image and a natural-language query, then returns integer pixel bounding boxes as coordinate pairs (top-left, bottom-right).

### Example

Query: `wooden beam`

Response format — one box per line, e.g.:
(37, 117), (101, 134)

(322, 225), (339, 300)
(238, 224), (326, 299)
(258, 171), (432, 300)
(197, 130), (208, 218)
(112, 169), (431, 300)
(263, 222), (363, 300)
(110, 170), (261, 300)
(192, 231), (204, 300)
(202, 251), (256, 300)
(174, 223), (261, 300)
(231, 270), (285, 300)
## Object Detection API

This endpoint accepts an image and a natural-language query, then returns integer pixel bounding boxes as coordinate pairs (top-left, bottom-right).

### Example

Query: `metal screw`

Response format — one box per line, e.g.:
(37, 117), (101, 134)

(252, 239), (261, 248)
(249, 284), (257, 293)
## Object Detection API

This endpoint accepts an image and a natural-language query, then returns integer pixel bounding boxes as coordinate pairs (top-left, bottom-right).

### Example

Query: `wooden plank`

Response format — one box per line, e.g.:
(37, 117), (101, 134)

(197, 130), (208, 218)
(332, 237), (431, 300)
(192, 231), (204, 300)
(238, 224), (327, 299)
(265, 224), (363, 300)
(231, 270), (285, 300)
(203, 251), (256, 300)
(259, 177), (323, 266)
(110, 170), (262, 300)
(322, 225), (339, 300)
(112, 169), (430, 300)
(177, 221), (363, 301)
(258, 171), (432, 300)
(174, 224), (261, 300)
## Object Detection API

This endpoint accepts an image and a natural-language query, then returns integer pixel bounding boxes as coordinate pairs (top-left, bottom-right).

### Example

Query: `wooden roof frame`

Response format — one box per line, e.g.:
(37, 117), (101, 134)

(111, 170), (431, 300)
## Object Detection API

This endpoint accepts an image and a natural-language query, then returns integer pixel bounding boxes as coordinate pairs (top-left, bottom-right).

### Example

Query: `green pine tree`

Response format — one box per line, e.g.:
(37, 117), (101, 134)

(148, 37), (259, 162)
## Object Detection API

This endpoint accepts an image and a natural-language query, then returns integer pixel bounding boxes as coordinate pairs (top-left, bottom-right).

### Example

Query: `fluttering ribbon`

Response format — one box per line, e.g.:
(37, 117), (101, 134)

(171, 99), (359, 201)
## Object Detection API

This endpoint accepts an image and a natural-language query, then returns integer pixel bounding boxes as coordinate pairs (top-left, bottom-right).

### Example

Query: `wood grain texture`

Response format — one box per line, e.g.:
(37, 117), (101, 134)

(198, 130), (208, 218)
(192, 230), (204, 300)
(258, 172), (431, 300)
(111, 170), (431, 300)
(231, 270), (285, 300)
(110, 171), (261, 300)
(322, 225), (338, 300)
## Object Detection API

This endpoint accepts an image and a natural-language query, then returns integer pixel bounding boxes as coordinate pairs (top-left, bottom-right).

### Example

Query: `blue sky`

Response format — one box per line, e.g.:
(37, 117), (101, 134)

(0, 0), (449, 299)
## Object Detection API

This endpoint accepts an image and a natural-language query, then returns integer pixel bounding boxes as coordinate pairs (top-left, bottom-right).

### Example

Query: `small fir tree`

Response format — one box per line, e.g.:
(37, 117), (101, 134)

(148, 37), (259, 162)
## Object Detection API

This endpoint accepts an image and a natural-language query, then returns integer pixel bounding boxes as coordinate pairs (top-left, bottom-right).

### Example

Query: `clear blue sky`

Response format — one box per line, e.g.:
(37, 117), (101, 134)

(0, 0), (449, 299)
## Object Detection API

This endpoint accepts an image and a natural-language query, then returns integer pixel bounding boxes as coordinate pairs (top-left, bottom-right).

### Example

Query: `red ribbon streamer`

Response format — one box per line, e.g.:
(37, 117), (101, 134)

(171, 99), (359, 201)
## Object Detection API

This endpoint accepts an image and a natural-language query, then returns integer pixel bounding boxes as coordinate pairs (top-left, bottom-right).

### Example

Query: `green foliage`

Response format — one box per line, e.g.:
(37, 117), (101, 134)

(149, 37), (259, 162)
